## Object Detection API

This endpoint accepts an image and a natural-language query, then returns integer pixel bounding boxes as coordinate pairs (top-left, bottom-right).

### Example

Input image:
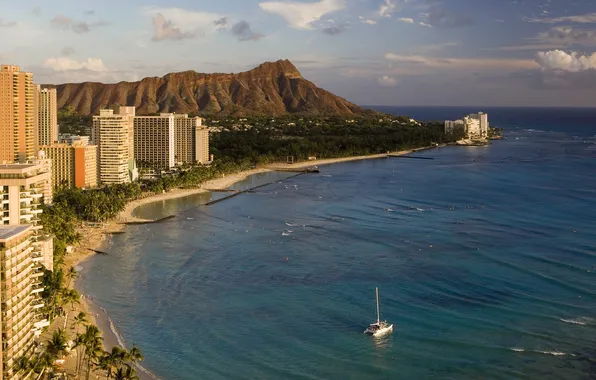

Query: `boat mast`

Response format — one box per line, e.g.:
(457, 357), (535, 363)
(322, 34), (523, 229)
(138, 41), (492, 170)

(376, 287), (380, 323)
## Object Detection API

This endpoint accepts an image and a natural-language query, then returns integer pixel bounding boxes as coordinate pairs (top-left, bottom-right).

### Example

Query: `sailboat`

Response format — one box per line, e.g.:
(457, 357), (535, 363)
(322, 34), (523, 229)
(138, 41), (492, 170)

(364, 287), (393, 337)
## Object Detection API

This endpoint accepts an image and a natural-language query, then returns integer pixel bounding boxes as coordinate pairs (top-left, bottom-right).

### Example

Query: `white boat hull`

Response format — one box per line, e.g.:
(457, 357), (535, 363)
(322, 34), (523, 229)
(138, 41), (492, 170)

(373, 324), (393, 337)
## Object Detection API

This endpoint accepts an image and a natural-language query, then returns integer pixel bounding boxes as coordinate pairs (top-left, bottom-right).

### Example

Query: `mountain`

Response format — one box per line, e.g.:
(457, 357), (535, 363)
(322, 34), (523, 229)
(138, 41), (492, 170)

(50, 60), (369, 117)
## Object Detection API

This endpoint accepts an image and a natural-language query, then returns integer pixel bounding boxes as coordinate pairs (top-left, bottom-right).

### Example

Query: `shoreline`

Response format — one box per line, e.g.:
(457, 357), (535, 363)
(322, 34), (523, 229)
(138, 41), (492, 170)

(64, 146), (443, 378)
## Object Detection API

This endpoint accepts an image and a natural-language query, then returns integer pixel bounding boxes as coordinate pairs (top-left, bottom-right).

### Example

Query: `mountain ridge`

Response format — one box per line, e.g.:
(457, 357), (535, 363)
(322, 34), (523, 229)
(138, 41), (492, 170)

(48, 59), (370, 117)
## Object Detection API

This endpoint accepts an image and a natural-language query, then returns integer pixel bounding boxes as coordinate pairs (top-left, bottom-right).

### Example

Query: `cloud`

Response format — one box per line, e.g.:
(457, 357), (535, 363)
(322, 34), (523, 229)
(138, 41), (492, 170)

(43, 57), (108, 72)
(416, 41), (459, 54)
(259, 0), (345, 30)
(536, 26), (596, 47)
(50, 15), (109, 34)
(151, 13), (196, 42)
(144, 7), (224, 41)
(231, 21), (264, 41)
(485, 44), (565, 52)
(322, 25), (344, 35)
(525, 13), (596, 24)
(61, 47), (76, 56)
(32, 7), (42, 16)
(214, 17), (228, 28)
(398, 17), (414, 24)
(84, 10), (95, 15)
(378, 75), (398, 86)
(385, 53), (538, 71)
(359, 17), (376, 25)
(0, 19), (17, 27)
(422, 6), (473, 28)
(380, 0), (397, 18)
(535, 50), (596, 72)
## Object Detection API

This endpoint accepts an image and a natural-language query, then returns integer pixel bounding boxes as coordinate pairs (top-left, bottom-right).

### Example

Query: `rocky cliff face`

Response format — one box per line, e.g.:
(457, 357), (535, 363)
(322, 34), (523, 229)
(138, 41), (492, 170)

(51, 60), (367, 116)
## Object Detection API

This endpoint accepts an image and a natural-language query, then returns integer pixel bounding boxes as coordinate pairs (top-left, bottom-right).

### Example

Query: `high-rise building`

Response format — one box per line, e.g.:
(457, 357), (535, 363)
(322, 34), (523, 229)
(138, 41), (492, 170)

(41, 140), (98, 189)
(174, 115), (210, 165)
(36, 86), (58, 146)
(0, 65), (37, 163)
(134, 114), (175, 170)
(92, 107), (137, 185)
(444, 113), (489, 139)
(0, 224), (48, 379)
(0, 158), (53, 226)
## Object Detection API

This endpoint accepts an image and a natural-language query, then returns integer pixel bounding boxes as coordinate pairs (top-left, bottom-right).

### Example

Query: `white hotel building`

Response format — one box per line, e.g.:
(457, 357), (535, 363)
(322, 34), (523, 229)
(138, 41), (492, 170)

(445, 112), (489, 139)
(134, 114), (176, 170)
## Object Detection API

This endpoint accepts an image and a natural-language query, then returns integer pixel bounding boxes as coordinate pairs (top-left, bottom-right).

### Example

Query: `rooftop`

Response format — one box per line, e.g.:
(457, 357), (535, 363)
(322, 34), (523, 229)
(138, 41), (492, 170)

(0, 225), (33, 241)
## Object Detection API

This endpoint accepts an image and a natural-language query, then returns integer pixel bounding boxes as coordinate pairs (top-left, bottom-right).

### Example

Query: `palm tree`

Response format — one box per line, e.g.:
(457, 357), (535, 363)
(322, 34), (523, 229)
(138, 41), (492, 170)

(127, 345), (144, 364)
(61, 288), (80, 329)
(113, 365), (139, 380)
(76, 324), (102, 376)
(85, 337), (104, 380)
(73, 311), (88, 333)
(66, 266), (78, 287)
(46, 328), (69, 362)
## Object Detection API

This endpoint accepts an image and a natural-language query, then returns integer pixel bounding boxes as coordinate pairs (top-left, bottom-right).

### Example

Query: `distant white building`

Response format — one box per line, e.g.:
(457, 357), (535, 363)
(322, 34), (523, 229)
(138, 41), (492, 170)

(445, 112), (488, 139)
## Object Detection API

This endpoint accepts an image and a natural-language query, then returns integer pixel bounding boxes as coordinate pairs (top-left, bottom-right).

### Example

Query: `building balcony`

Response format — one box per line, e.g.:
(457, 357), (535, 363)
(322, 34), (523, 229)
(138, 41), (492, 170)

(30, 286), (43, 295)
(31, 300), (44, 310)
(30, 208), (42, 215)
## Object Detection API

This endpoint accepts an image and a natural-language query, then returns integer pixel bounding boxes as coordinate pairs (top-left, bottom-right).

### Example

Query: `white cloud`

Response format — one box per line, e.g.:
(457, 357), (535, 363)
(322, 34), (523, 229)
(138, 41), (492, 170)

(378, 75), (398, 86)
(380, 0), (397, 18)
(525, 12), (596, 24)
(259, 0), (346, 30)
(143, 6), (224, 40)
(359, 17), (377, 25)
(43, 57), (108, 72)
(398, 17), (414, 24)
(536, 26), (596, 47)
(416, 42), (459, 54)
(536, 50), (596, 72)
(419, 22), (432, 28)
(384, 53), (538, 70)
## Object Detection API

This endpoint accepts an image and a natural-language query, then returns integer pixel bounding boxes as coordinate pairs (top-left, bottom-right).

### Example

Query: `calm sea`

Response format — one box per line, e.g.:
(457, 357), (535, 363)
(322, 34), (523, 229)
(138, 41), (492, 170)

(80, 107), (596, 380)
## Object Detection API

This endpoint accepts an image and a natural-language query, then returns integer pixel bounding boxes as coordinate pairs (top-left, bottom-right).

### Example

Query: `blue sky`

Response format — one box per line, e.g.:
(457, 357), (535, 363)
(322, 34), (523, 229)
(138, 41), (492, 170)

(1, 0), (595, 106)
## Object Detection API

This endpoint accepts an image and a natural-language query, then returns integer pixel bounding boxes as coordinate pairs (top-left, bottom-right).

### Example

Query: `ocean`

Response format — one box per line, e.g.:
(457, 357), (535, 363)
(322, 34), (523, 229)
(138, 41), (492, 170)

(79, 107), (596, 380)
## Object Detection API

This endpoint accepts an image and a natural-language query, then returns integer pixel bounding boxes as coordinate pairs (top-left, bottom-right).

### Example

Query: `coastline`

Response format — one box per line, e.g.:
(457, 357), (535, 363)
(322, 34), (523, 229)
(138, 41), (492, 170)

(64, 146), (441, 378)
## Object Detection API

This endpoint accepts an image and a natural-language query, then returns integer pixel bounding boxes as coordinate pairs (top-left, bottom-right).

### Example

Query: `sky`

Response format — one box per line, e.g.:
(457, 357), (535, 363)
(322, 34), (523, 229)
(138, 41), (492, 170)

(1, 0), (595, 107)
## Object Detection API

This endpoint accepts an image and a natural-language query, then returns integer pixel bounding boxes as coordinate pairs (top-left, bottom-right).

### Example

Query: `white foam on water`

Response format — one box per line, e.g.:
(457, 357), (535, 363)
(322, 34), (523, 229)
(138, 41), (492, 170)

(538, 351), (567, 356)
(510, 348), (524, 352)
(560, 317), (590, 325)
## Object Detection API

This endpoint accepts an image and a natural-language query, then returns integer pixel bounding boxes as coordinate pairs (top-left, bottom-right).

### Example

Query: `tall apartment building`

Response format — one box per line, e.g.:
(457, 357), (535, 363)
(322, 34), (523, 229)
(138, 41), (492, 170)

(0, 65), (37, 163)
(41, 141), (98, 189)
(445, 112), (489, 139)
(174, 115), (210, 165)
(36, 86), (58, 146)
(0, 224), (48, 379)
(92, 107), (137, 185)
(0, 159), (53, 226)
(134, 114), (175, 170)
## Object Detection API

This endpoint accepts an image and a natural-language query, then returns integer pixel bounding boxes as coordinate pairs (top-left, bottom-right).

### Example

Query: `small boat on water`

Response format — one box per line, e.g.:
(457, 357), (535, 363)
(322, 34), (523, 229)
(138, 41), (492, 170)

(364, 287), (393, 337)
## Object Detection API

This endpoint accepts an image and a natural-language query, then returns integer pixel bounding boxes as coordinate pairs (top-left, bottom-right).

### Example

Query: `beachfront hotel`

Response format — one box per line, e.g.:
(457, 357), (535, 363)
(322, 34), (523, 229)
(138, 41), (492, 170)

(0, 158), (53, 226)
(134, 114), (176, 170)
(174, 114), (210, 165)
(92, 107), (138, 185)
(41, 140), (98, 189)
(0, 65), (37, 164)
(445, 112), (489, 139)
(36, 86), (58, 146)
(0, 225), (49, 379)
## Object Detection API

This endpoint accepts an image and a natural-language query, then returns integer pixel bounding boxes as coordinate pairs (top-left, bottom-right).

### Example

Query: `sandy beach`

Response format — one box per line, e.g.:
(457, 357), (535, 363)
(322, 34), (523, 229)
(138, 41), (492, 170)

(58, 148), (440, 378)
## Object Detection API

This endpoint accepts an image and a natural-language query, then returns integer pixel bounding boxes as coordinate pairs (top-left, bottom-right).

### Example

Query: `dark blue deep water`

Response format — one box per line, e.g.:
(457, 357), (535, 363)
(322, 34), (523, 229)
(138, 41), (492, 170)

(80, 107), (596, 380)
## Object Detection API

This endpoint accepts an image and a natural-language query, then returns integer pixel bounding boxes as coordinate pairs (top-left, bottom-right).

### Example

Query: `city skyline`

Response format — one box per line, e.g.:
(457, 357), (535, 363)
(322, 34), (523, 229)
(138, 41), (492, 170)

(1, 0), (595, 107)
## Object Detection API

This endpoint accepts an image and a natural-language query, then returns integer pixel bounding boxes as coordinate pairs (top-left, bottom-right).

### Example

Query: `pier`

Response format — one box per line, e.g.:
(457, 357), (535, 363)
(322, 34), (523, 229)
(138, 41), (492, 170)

(387, 155), (435, 160)
(204, 171), (310, 206)
(122, 215), (176, 225)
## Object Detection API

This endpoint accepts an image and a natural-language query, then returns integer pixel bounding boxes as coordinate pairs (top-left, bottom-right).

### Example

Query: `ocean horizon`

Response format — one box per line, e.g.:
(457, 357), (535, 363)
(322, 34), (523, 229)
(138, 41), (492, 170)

(79, 106), (596, 380)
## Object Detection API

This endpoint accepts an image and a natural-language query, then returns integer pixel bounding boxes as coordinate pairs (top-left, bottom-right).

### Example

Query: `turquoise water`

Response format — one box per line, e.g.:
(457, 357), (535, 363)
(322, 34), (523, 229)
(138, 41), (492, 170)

(81, 109), (596, 380)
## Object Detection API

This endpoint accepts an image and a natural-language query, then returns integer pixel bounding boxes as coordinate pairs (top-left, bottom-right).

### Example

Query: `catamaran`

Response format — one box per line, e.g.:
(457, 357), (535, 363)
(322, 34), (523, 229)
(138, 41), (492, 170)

(364, 287), (393, 337)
